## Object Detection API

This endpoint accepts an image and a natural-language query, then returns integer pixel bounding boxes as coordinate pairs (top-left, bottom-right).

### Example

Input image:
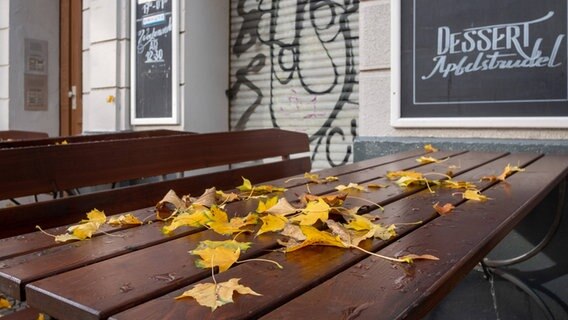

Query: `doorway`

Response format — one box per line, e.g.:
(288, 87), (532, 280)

(59, 0), (82, 136)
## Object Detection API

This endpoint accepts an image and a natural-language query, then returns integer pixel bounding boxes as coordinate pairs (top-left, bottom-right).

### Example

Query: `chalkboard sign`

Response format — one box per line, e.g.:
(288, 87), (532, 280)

(392, 0), (568, 127)
(131, 0), (178, 125)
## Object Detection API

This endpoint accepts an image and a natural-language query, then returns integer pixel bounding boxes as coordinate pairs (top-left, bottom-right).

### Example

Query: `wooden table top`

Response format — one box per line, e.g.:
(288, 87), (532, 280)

(1, 149), (567, 320)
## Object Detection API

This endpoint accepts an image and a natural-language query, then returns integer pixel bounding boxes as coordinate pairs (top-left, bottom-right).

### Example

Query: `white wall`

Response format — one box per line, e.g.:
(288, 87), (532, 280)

(0, 0), (9, 130)
(82, 0), (229, 133)
(6, 0), (59, 136)
(82, 0), (127, 133)
(358, 0), (568, 140)
(182, 0), (229, 133)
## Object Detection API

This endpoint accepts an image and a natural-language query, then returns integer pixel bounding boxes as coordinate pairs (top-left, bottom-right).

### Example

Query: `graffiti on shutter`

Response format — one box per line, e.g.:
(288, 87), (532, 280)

(228, 0), (359, 169)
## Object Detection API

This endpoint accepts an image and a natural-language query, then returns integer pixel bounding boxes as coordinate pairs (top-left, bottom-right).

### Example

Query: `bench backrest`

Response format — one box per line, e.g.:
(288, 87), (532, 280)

(0, 130), (48, 141)
(0, 129), (310, 201)
(0, 129), (190, 149)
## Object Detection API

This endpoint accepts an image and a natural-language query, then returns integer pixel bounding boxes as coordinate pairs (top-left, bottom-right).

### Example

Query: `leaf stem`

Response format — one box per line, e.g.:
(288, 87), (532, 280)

(348, 244), (407, 263)
(35, 225), (56, 238)
(284, 176), (305, 183)
(236, 258), (284, 269)
(345, 196), (384, 211)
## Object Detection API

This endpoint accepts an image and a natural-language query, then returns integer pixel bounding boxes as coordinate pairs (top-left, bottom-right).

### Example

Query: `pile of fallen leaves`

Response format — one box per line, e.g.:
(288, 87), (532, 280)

(34, 149), (526, 311)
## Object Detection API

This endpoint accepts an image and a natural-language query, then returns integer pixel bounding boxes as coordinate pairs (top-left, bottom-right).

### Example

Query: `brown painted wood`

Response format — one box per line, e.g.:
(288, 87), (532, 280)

(260, 155), (568, 320)
(0, 131), (48, 141)
(59, 0), (71, 136)
(0, 157), (310, 238)
(0, 129), (309, 201)
(0, 130), (192, 149)
(22, 152), (504, 319)
(0, 307), (42, 320)
(107, 153), (540, 320)
(0, 150), (456, 299)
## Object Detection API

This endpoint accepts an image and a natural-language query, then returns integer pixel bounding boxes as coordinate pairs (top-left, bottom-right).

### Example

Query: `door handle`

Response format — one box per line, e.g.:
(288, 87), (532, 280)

(68, 86), (77, 110)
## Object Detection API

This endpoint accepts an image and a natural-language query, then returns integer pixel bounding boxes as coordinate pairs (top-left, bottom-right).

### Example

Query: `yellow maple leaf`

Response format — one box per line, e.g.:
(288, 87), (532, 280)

(236, 177), (253, 192)
(236, 177), (287, 196)
(256, 196), (279, 213)
(386, 170), (424, 181)
(344, 214), (375, 231)
(37, 209), (107, 243)
(455, 189), (490, 202)
(257, 214), (288, 236)
(300, 193), (346, 207)
(0, 297), (11, 309)
(37, 313), (46, 320)
(482, 164), (525, 182)
(497, 164), (525, 181)
(303, 172), (339, 184)
(335, 183), (367, 193)
(344, 215), (397, 243)
(82, 209), (107, 224)
(424, 144), (438, 152)
(190, 240), (251, 272)
(162, 207), (212, 234)
(175, 278), (261, 311)
(442, 180), (477, 190)
(207, 206), (258, 235)
(263, 197), (298, 216)
(64, 221), (101, 241)
(290, 198), (330, 226)
(107, 214), (143, 226)
(416, 156), (444, 164)
(215, 190), (240, 203)
(281, 225), (347, 252)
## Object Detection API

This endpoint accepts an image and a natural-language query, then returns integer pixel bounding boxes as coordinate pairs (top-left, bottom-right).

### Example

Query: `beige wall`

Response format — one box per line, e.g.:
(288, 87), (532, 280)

(358, 0), (568, 140)
(0, 0), (8, 130)
(3, 0), (59, 136)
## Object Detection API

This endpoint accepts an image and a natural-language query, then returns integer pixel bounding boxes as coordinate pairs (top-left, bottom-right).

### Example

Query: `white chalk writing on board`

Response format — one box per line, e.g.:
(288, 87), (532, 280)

(422, 11), (566, 79)
(137, 16), (172, 64)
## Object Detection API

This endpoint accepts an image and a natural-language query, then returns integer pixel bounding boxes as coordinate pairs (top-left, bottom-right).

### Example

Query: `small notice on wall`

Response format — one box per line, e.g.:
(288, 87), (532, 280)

(24, 39), (48, 111)
(399, 0), (568, 119)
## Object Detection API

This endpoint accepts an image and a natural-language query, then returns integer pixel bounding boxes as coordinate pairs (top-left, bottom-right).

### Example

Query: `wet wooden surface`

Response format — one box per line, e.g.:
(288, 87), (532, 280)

(1, 150), (566, 320)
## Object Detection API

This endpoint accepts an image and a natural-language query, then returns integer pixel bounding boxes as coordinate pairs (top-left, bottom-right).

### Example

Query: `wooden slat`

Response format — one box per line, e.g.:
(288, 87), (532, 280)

(260, 155), (568, 320)
(22, 152), (504, 319)
(0, 307), (42, 320)
(0, 130), (191, 149)
(106, 153), (540, 320)
(0, 131), (48, 141)
(0, 129), (310, 200)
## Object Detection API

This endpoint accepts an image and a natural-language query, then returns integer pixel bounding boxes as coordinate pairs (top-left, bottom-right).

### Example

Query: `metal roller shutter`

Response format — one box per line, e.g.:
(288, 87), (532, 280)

(229, 0), (359, 169)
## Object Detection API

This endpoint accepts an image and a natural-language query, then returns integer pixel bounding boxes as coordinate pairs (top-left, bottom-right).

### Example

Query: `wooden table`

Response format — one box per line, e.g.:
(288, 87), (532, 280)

(1, 150), (567, 320)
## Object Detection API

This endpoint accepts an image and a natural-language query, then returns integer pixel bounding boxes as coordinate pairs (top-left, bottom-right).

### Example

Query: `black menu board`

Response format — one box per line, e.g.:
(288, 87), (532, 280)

(133, 0), (175, 122)
(400, 0), (568, 119)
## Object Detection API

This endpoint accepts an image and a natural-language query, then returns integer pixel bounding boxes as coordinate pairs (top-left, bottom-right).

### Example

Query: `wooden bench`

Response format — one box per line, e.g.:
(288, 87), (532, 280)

(0, 129), (311, 237)
(0, 130), (48, 142)
(0, 129), (190, 149)
(2, 149), (566, 319)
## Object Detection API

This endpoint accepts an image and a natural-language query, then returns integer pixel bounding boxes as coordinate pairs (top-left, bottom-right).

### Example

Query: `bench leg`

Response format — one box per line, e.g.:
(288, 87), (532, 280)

(480, 179), (567, 320)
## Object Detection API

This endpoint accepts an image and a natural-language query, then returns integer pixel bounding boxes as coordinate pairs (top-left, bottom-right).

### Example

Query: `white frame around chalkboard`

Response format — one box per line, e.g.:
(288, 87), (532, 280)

(130, 0), (179, 125)
(390, 1), (568, 128)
